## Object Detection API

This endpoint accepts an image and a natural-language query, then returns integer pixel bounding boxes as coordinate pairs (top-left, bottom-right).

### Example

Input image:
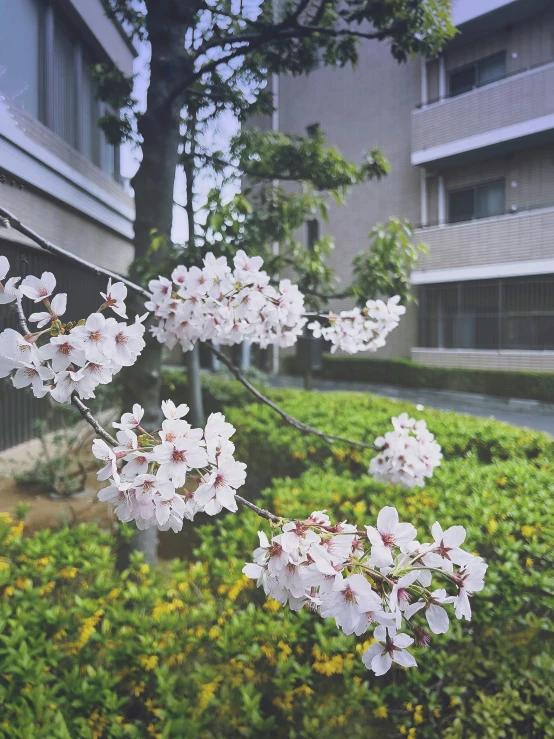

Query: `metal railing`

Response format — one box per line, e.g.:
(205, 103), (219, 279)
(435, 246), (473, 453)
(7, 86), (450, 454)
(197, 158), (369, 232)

(415, 200), (554, 230)
(0, 239), (107, 451)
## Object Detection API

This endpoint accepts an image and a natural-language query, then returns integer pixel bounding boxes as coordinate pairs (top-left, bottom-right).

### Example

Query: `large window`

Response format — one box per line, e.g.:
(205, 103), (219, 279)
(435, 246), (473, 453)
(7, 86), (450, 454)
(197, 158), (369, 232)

(419, 276), (554, 351)
(448, 181), (505, 223)
(0, 1), (119, 181)
(0, 0), (41, 117)
(449, 52), (506, 97)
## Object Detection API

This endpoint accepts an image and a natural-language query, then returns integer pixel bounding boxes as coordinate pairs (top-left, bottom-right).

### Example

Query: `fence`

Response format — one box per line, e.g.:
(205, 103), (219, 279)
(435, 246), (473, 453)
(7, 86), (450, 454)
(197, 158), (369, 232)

(0, 238), (106, 451)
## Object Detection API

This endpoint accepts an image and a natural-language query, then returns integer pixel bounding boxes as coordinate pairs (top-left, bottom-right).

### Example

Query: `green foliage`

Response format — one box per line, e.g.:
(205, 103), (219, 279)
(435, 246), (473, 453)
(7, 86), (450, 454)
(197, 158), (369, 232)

(318, 354), (554, 403)
(89, 63), (136, 145)
(232, 128), (389, 193)
(1, 384), (553, 737)
(350, 218), (428, 305)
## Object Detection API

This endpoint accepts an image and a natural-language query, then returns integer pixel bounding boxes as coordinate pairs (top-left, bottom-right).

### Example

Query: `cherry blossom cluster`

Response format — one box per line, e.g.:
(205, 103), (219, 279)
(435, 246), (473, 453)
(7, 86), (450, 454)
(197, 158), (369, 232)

(307, 296), (406, 354)
(93, 402), (246, 532)
(243, 506), (487, 676)
(0, 258), (145, 402)
(369, 413), (443, 488)
(146, 250), (307, 351)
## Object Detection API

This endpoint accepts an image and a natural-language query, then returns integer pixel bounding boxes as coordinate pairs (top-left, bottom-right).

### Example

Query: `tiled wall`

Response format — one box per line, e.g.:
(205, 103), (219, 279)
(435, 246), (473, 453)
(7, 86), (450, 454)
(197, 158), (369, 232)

(277, 41), (421, 302)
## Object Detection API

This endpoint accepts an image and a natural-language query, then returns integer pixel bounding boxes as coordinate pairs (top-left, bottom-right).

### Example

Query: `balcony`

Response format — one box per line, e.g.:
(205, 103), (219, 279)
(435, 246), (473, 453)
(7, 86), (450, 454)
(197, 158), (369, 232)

(412, 62), (554, 166)
(413, 206), (554, 274)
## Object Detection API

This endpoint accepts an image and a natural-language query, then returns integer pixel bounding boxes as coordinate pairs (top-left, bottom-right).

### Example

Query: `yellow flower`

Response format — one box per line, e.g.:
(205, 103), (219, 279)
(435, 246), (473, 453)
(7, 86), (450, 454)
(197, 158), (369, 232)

(139, 655), (159, 671)
(373, 706), (388, 719)
(487, 519), (498, 533)
(140, 564), (150, 575)
(449, 696), (459, 708)
(0, 561), (9, 572)
(526, 557), (534, 567)
(15, 577), (31, 590)
(413, 705), (424, 724)
(408, 729), (417, 739)
(39, 581), (55, 596)
(59, 567), (78, 579)
(398, 727), (408, 736)
(0, 513), (13, 525)
(263, 597), (281, 612)
(497, 477), (508, 487)
(521, 525), (536, 538)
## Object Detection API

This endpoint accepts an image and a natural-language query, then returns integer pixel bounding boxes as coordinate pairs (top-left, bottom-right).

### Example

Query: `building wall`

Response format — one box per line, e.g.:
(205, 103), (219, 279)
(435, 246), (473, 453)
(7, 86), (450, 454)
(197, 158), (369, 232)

(0, 181), (134, 274)
(278, 41), (421, 300)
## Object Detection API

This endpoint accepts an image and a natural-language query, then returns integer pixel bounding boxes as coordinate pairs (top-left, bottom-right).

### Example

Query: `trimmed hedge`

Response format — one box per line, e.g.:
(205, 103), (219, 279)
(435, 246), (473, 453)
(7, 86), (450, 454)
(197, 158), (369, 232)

(2, 381), (554, 737)
(282, 354), (554, 403)
(324, 355), (554, 402)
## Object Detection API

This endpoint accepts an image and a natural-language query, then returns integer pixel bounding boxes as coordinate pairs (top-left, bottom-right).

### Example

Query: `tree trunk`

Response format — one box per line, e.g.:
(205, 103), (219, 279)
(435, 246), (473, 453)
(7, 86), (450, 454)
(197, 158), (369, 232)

(186, 344), (205, 426)
(120, 2), (196, 565)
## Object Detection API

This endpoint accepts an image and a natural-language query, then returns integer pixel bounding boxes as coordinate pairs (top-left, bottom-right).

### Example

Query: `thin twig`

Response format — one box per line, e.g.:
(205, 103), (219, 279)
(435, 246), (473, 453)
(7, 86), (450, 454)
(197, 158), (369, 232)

(235, 494), (280, 523)
(205, 343), (374, 451)
(70, 395), (117, 447)
(0, 205), (150, 300)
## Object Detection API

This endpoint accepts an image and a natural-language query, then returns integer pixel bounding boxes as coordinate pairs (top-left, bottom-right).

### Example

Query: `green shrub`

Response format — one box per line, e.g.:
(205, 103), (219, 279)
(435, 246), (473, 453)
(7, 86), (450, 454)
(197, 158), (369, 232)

(2, 384), (553, 737)
(319, 355), (554, 403)
(161, 369), (289, 416)
(225, 391), (552, 492)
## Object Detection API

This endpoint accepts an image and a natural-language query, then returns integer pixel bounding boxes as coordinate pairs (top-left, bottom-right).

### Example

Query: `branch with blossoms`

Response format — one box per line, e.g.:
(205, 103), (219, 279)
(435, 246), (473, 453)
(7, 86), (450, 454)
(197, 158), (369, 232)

(0, 216), (487, 678)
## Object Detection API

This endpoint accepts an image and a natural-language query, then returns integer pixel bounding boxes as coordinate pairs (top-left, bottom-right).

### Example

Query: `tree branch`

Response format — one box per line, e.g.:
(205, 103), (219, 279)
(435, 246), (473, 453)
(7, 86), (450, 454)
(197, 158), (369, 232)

(205, 343), (374, 451)
(0, 205), (151, 300)
(235, 494), (280, 523)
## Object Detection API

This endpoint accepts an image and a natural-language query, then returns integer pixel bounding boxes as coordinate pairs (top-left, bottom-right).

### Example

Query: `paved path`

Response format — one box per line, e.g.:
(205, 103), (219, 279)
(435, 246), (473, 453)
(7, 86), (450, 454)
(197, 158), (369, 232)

(267, 375), (554, 435)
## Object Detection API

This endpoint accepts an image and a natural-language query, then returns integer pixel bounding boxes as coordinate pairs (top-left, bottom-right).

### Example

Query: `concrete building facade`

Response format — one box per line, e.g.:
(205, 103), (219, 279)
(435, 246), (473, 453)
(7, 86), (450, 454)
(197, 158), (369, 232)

(0, 0), (136, 273)
(274, 0), (554, 370)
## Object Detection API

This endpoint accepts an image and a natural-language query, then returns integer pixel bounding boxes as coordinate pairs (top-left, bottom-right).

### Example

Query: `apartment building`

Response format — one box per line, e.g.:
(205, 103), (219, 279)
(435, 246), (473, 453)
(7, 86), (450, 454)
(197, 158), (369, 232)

(0, 0), (136, 274)
(0, 0), (136, 450)
(274, 0), (554, 371)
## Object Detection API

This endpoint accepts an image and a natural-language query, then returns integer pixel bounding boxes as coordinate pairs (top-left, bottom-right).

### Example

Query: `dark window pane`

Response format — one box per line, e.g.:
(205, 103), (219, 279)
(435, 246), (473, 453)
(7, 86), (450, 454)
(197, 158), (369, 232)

(477, 52), (506, 86)
(475, 181), (505, 218)
(450, 66), (475, 96)
(52, 17), (77, 147)
(449, 188), (474, 222)
(307, 219), (320, 249)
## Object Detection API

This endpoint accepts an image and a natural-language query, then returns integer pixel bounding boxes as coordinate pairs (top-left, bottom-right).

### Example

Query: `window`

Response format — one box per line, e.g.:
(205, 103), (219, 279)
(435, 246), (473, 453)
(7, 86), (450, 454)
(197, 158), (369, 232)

(449, 52), (506, 97)
(0, 2), (120, 181)
(0, 0), (41, 117)
(307, 219), (320, 249)
(448, 181), (505, 223)
(419, 276), (554, 351)
(52, 17), (77, 148)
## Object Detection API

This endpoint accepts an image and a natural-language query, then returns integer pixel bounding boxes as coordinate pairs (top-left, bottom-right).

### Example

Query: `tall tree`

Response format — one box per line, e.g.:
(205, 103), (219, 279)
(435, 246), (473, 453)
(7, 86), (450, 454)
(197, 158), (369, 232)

(97, 0), (454, 558)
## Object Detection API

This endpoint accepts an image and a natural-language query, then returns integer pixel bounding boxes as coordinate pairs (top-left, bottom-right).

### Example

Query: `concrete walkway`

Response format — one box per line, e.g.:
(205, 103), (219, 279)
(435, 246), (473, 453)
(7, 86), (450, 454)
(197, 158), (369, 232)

(267, 375), (554, 435)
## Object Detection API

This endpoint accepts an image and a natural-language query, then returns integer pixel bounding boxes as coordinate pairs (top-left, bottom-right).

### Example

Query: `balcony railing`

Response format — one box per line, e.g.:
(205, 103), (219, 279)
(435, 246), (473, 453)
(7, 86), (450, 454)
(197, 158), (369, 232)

(416, 200), (554, 230)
